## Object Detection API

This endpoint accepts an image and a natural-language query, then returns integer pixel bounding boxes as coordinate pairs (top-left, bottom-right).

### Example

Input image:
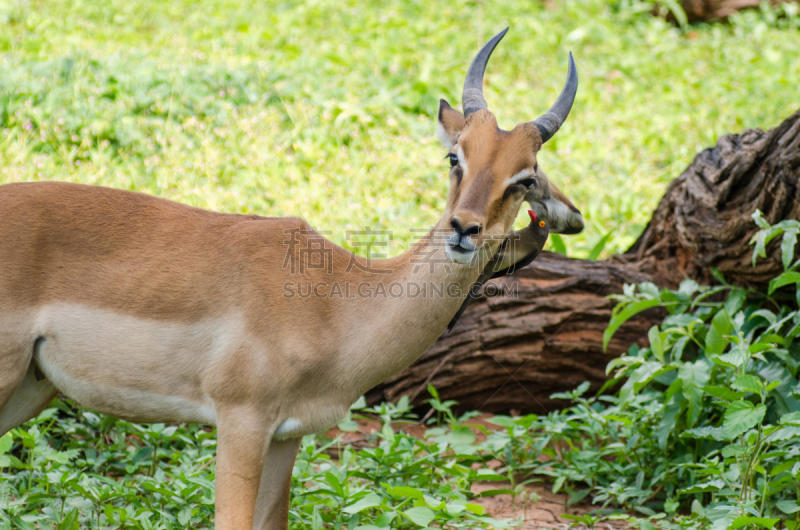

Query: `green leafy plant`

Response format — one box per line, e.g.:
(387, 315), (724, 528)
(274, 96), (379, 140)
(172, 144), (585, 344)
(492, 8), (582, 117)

(1, 394), (519, 529)
(492, 211), (800, 529)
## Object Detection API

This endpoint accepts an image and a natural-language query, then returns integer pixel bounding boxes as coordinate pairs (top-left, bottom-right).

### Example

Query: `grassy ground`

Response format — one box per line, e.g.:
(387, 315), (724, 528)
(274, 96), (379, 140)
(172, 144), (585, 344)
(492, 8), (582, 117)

(1, 0), (798, 256)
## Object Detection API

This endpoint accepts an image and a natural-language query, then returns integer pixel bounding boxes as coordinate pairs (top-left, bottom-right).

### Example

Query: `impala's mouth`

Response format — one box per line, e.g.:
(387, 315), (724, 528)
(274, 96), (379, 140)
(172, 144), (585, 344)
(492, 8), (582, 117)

(445, 240), (479, 265)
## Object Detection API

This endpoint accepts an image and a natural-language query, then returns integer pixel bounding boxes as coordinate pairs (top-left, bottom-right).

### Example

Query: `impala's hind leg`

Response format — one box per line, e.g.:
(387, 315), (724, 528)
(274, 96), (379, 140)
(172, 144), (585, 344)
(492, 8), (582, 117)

(0, 339), (57, 436)
(253, 437), (302, 530)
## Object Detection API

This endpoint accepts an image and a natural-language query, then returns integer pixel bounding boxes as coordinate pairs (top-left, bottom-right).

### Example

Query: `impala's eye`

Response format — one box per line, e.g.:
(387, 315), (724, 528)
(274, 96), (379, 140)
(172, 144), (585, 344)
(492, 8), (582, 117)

(518, 177), (537, 189)
(448, 154), (459, 168)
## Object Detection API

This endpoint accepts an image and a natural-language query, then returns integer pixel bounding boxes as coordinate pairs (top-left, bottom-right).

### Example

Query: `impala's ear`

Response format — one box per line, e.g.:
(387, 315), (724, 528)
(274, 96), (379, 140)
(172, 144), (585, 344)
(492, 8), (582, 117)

(436, 99), (465, 148)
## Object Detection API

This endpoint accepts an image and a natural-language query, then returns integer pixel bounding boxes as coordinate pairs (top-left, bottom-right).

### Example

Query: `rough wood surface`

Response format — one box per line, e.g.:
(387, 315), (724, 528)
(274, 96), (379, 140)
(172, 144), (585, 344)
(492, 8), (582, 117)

(623, 109), (800, 288)
(367, 110), (800, 413)
(678, 0), (797, 22)
(366, 253), (661, 412)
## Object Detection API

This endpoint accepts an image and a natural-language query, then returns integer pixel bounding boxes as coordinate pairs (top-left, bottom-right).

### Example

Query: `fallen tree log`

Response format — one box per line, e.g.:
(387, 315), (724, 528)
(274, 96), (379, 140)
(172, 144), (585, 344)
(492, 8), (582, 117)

(622, 109), (800, 288)
(366, 109), (800, 413)
(676, 0), (797, 22)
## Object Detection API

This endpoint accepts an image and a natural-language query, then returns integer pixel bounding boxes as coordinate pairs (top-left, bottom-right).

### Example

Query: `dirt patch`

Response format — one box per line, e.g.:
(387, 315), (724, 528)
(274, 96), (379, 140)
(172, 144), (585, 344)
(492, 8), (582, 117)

(471, 482), (632, 530)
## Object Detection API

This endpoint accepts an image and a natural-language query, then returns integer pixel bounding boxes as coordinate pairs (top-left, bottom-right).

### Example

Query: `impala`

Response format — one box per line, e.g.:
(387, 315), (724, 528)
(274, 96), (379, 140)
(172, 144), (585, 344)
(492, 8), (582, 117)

(0, 28), (581, 529)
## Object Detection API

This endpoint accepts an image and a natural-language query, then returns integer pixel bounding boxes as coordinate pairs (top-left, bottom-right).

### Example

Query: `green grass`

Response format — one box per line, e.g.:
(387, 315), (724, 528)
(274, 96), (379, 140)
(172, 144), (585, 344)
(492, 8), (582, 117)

(1, 0), (798, 256)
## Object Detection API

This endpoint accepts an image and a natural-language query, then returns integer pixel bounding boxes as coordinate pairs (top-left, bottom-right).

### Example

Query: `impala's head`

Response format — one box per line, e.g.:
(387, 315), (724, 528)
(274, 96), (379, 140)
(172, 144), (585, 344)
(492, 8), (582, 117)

(437, 28), (583, 264)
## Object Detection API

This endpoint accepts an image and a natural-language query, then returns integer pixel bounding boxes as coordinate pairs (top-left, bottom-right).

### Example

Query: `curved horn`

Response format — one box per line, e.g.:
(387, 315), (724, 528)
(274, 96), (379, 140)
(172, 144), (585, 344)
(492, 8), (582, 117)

(532, 52), (578, 143)
(462, 27), (508, 118)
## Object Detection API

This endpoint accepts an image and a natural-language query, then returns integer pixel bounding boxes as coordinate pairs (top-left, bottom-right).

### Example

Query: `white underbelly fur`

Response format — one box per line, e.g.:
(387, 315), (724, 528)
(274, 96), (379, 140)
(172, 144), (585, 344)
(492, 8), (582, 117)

(32, 304), (224, 424)
(21, 303), (354, 438)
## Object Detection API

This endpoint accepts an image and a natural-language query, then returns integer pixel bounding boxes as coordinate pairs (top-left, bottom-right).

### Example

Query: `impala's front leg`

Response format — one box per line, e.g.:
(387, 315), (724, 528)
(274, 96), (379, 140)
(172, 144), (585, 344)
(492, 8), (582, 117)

(215, 405), (277, 530)
(253, 437), (302, 530)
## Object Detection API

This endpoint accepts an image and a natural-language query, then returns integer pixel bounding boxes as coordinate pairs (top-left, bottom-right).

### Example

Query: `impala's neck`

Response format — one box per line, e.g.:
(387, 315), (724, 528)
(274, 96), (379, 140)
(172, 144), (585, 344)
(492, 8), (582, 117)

(339, 217), (497, 396)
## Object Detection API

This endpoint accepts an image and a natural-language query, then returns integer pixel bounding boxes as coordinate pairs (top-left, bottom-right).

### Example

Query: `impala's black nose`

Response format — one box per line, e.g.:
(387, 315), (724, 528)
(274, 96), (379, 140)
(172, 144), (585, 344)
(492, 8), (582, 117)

(450, 218), (481, 238)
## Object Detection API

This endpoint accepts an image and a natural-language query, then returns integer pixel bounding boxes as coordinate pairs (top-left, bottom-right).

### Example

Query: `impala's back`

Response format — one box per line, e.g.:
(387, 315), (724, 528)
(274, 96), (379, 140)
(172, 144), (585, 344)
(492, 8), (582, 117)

(0, 181), (306, 431)
(0, 181), (406, 435)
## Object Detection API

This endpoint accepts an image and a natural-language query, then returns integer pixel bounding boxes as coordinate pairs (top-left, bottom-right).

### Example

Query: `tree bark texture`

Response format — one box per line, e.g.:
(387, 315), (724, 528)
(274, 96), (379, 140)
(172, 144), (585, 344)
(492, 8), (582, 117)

(623, 108), (800, 288)
(366, 110), (800, 414)
(678, 0), (797, 22)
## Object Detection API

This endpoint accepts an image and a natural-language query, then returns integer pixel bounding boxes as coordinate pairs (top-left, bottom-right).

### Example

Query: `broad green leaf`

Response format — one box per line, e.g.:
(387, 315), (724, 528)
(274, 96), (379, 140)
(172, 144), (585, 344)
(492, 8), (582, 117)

(703, 386), (745, 402)
(446, 425), (476, 446)
(678, 479), (725, 494)
(312, 505), (323, 530)
(712, 346), (749, 369)
(472, 470), (506, 481)
(707, 505), (739, 530)
(769, 271), (800, 294)
(0, 432), (12, 455)
(750, 309), (778, 325)
(386, 485), (423, 499)
(381, 422), (395, 442)
(781, 228), (798, 270)
(657, 398), (681, 449)
(561, 514), (592, 522)
(771, 460), (798, 476)
(767, 425), (800, 442)
(375, 511), (396, 527)
(344, 493), (382, 514)
(640, 282), (661, 298)
(603, 299), (661, 351)
(723, 400), (766, 438)
(324, 472), (345, 497)
(338, 419), (359, 432)
(752, 209), (771, 230)
(721, 445), (744, 458)
(724, 289), (747, 315)
(780, 411), (800, 425)
(749, 342), (775, 354)
(705, 310), (733, 355)
(648, 326), (664, 363)
(423, 494), (444, 510)
(130, 446), (152, 466)
(678, 278), (701, 297)
(178, 506), (192, 526)
(680, 360), (710, 425)
(402, 507), (435, 527)
(731, 517), (780, 529)
(620, 361), (674, 398)
(681, 426), (729, 440)
(731, 374), (763, 394)
(486, 415), (518, 428)
(672, 335), (690, 363)
(776, 501), (800, 514)
(465, 503), (485, 515)
(445, 502), (466, 514)
(476, 489), (517, 497)
(752, 230), (769, 266)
